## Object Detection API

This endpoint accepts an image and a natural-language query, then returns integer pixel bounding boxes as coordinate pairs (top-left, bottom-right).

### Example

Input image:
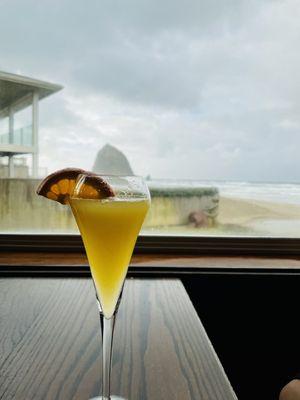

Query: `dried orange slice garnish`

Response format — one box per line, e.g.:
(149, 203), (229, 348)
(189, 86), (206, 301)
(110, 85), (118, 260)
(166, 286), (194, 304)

(36, 168), (85, 204)
(36, 168), (114, 204)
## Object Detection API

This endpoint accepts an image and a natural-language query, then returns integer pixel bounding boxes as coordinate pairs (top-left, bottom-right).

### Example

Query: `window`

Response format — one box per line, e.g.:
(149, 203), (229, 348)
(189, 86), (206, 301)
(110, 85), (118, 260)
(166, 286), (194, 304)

(1, 1), (300, 240)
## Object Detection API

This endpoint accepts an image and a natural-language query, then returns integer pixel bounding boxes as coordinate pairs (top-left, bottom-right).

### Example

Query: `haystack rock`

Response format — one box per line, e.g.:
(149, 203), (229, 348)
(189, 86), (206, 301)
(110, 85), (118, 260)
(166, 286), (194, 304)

(92, 144), (134, 175)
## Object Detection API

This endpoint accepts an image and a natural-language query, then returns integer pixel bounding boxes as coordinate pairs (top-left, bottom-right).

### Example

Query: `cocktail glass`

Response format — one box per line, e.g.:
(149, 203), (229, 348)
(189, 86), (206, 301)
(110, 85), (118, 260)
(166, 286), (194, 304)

(69, 174), (150, 400)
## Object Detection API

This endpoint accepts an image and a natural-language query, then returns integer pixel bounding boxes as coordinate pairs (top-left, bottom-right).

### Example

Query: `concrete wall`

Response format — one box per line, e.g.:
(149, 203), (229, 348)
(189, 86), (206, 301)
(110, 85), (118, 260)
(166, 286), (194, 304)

(145, 195), (218, 227)
(0, 164), (29, 178)
(0, 179), (76, 232)
(0, 179), (219, 232)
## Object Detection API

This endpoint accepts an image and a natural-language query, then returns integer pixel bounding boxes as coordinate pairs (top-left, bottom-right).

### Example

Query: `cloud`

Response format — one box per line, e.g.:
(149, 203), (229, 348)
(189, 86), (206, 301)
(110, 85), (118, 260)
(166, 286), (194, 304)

(1, 0), (300, 181)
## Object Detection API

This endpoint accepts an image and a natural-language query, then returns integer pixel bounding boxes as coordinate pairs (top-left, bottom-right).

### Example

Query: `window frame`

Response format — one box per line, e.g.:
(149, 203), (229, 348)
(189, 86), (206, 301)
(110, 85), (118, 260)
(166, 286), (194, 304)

(1, 233), (300, 257)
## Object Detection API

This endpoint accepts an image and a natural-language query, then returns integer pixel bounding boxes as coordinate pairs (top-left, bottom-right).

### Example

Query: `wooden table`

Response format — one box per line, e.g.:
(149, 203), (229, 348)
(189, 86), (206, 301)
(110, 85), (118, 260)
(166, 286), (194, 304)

(0, 278), (237, 400)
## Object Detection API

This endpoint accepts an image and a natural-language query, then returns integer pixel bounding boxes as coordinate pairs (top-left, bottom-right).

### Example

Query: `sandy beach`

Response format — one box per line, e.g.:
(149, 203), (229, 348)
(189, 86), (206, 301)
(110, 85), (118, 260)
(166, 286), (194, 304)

(219, 196), (300, 224)
(212, 197), (300, 237)
(143, 196), (300, 237)
(217, 196), (300, 236)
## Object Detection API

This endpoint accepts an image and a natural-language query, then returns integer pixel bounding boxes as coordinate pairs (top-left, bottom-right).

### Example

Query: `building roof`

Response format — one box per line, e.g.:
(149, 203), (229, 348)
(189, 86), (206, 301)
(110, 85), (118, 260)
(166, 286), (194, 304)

(0, 71), (63, 111)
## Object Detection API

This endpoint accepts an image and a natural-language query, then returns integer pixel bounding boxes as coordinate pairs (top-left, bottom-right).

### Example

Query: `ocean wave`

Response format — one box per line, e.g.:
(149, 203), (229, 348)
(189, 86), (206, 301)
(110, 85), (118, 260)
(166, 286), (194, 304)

(148, 179), (300, 205)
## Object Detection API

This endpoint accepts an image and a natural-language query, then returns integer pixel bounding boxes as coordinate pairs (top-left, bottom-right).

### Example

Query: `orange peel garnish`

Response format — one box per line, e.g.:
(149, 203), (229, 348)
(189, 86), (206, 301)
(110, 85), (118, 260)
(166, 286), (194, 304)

(36, 168), (114, 204)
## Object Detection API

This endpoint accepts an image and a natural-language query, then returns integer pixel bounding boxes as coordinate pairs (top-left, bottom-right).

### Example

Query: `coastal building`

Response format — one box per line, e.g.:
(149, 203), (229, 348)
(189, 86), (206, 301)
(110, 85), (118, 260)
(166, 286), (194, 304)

(0, 71), (62, 178)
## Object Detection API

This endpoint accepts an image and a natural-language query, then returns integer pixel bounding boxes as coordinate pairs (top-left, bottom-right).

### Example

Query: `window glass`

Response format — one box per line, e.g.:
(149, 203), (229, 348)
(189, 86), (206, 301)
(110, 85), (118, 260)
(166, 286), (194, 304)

(14, 107), (32, 146)
(0, 115), (9, 144)
(1, 0), (300, 237)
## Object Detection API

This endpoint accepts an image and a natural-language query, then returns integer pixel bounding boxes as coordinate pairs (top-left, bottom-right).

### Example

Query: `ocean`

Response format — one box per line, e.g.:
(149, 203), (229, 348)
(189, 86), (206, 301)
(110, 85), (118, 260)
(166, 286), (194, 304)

(148, 179), (300, 206)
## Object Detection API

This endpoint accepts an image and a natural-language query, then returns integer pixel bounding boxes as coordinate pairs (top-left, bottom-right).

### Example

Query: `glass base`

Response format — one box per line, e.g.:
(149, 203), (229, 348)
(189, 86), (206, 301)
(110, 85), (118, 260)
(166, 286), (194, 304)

(90, 397), (126, 400)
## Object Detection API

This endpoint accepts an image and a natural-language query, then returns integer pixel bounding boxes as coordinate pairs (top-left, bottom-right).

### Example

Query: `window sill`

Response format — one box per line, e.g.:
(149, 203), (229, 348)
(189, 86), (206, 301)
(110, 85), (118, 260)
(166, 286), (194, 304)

(2, 234), (300, 257)
(1, 251), (300, 277)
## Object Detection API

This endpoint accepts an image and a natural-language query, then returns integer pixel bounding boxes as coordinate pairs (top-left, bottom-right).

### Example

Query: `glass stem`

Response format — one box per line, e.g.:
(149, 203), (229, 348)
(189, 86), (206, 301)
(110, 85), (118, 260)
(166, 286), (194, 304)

(100, 313), (116, 400)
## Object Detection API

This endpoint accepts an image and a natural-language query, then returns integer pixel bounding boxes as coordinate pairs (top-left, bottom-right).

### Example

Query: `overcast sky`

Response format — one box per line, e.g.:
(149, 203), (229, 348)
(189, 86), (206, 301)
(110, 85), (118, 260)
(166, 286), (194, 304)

(1, 0), (300, 181)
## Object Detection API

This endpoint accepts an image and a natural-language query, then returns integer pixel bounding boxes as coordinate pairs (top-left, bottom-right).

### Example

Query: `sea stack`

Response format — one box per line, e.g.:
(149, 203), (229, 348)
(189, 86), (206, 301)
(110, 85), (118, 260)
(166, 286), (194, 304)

(92, 144), (134, 175)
